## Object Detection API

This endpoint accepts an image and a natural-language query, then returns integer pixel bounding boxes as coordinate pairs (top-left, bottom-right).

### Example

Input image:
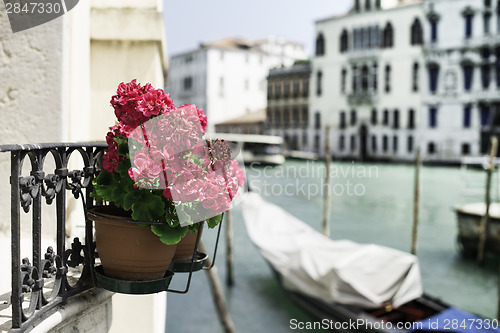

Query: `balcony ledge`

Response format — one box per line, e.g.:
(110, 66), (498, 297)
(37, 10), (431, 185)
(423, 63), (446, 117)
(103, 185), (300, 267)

(0, 288), (113, 333)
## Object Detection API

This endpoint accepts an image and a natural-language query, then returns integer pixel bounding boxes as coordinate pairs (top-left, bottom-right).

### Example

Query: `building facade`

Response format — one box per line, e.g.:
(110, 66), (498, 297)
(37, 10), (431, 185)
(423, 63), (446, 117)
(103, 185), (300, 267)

(265, 61), (312, 151)
(310, 0), (425, 161)
(166, 38), (306, 134)
(311, 0), (500, 162)
(421, 0), (500, 161)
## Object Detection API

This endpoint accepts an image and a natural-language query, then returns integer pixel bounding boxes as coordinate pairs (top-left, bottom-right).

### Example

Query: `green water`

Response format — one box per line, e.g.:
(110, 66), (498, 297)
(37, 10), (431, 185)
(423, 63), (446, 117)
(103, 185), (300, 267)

(166, 161), (499, 332)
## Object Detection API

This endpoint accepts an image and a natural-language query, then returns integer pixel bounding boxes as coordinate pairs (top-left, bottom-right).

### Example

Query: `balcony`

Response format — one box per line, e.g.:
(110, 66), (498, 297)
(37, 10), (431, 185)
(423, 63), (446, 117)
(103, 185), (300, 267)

(347, 91), (379, 105)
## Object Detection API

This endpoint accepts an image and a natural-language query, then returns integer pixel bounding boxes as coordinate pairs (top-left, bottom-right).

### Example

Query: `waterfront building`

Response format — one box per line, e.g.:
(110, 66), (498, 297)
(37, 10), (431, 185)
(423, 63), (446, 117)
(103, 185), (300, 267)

(265, 61), (312, 151)
(421, 0), (500, 161)
(166, 37), (306, 133)
(310, 0), (425, 161)
(311, 0), (500, 162)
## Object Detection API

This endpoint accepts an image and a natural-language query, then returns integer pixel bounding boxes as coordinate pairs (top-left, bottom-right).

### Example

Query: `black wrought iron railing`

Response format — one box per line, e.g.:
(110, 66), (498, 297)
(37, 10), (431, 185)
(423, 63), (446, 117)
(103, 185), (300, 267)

(0, 142), (107, 332)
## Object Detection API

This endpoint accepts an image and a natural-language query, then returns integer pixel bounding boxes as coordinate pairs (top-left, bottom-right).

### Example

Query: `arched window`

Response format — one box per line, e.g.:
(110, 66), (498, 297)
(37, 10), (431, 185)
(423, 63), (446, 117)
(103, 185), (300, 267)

(382, 22), (394, 48)
(316, 71), (323, 96)
(340, 29), (349, 53)
(354, 0), (360, 12)
(408, 109), (415, 129)
(365, 0), (371, 11)
(385, 64), (391, 93)
(412, 62), (420, 92)
(361, 65), (369, 91)
(411, 18), (423, 45)
(428, 63), (440, 93)
(316, 33), (325, 56)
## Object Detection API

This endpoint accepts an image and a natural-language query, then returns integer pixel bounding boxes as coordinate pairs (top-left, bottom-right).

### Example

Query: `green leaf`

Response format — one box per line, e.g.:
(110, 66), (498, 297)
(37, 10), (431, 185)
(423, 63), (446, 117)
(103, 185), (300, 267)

(131, 192), (165, 222)
(92, 171), (114, 202)
(207, 214), (222, 229)
(151, 224), (188, 245)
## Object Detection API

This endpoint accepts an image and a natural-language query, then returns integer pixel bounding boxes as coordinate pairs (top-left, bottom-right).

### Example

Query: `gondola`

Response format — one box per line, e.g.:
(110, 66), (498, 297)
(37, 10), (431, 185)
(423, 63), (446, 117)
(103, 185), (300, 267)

(242, 193), (500, 332)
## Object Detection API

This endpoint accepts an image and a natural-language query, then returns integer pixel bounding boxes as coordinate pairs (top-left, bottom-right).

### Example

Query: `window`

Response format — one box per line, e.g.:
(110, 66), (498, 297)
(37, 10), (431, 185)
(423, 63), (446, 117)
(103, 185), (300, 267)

(382, 22), (394, 48)
(275, 82), (282, 98)
(316, 33), (325, 56)
(183, 76), (193, 90)
(375, 0), (381, 9)
(393, 109), (400, 129)
(464, 13), (474, 39)
(383, 109), (389, 125)
(314, 135), (320, 153)
(411, 18), (423, 45)
(428, 142), (436, 154)
(293, 81), (300, 98)
(496, 47), (500, 88)
(365, 0), (371, 10)
(481, 104), (490, 127)
(284, 107), (290, 126)
(393, 135), (398, 153)
(361, 66), (369, 91)
(481, 64), (491, 89)
(371, 109), (378, 125)
(462, 63), (474, 91)
(352, 65), (358, 92)
(350, 135), (356, 152)
(484, 13), (491, 34)
(407, 136), (414, 153)
(372, 135), (377, 152)
(429, 107), (438, 128)
(428, 64), (439, 93)
(383, 135), (388, 152)
(430, 20), (438, 42)
(373, 63), (378, 91)
(316, 71), (323, 96)
(339, 135), (345, 151)
(303, 133), (308, 146)
(293, 107), (299, 126)
(463, 105), (472, 128)
(462, 143), (471, 155)
(412, 63), (419, 92)
(303, 79), (309, 97)
(284, 82), (290, 98)
(485, 0), (492, 7)
(266, 108), (272, 125)
(408, 109), (415, 129)
(385, 65), (391, 93)
(301, 107), (309, 126)
(350, 110), (357, 126)
(355, 0), (360, 12)
(341, 68), (347, 93)
(314, 112), (321, 129)
(340, 30), (348, 53)
(340, 111), (346, 129)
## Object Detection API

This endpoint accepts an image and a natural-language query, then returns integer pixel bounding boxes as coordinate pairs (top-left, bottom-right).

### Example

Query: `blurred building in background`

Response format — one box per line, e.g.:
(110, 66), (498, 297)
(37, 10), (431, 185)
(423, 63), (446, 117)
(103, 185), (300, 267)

(166, 37), (307, 134)
(311, 0), (500, 162)
(265, 61), (312, 152)
(310, 0), (425, 161)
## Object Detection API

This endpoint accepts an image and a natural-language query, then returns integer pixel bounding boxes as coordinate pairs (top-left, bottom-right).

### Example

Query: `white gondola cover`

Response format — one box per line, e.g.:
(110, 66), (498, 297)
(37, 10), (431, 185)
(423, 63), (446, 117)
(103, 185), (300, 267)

(243, 193), (423, 309)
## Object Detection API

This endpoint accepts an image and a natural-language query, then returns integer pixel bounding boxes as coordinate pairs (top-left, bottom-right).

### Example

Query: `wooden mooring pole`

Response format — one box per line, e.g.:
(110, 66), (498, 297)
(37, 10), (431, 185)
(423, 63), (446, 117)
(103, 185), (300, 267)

(477, 136), (498, 264)
(411, 148), (421, 255)
(322, 126), (331, 237)
(199, 241), (236, 333)
(226, 211), (234, 287)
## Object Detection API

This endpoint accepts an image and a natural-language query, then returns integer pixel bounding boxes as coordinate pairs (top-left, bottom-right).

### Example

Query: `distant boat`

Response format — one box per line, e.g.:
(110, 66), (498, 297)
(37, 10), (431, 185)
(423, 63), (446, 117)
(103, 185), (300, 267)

(454, 156), (500, 257)
(454, 203), (500, 256)
(206, 133), (285, 165)
(243, 193), (500, 332)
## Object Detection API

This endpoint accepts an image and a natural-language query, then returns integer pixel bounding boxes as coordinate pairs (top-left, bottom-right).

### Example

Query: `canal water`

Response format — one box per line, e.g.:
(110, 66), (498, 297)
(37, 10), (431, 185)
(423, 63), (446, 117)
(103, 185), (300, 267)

(166, 161), (499, 332)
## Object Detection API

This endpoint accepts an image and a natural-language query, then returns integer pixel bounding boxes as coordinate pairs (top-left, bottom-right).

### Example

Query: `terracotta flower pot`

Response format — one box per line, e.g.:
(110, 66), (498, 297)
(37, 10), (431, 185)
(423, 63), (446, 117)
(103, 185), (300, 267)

(88, 206), (177, 281)
(173, 222), (204, 262)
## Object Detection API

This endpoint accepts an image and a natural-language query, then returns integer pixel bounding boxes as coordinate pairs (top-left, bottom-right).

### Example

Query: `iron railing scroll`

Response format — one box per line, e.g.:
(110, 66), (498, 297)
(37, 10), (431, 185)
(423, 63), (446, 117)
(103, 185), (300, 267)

(1, 142), (107, 332)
